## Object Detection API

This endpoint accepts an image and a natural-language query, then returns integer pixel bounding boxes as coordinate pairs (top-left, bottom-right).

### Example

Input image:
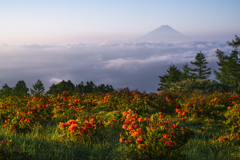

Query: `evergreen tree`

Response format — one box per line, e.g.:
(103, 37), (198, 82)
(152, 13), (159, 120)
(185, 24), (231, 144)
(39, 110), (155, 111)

(45, 84), (58, 96)
(13, 80), (29, 97)
(57, 80), (75, 94)
(1, 83), (13, 97)
(213, 35), (240, 94)
(30, 79), (45, 96)
(46, 80), (75, 96)
(180, 63), (194, 81)
(85, 81), (95, 93)
(190, 51), (212, 80)
(157, 63), (182, 92)
(74, 81), (85, 93)
(227, 34), (240, 49)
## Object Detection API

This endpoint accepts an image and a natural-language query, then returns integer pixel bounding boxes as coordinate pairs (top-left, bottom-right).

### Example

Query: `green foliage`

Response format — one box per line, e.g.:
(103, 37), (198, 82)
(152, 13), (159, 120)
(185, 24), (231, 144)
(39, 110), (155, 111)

(0, 139), (32, 159)
(46, 80), (75, 96)
(163, 78), (209, 95)
(213, 35), (240, 94)
(13, 80), (29, 97)
(180, 63), (195, 81)
(75, 81), (114, 94)
(189, 51), (212, 80)
(157, 63), (182, 92)
(30, 79), (45, 96)
(0, 83), (13, 97)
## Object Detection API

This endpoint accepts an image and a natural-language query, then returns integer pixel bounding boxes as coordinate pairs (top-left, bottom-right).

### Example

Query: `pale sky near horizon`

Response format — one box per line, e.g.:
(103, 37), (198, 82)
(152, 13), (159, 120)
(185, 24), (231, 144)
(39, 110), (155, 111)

(0, 1), (240, 93)
(1, 0), (240, 44)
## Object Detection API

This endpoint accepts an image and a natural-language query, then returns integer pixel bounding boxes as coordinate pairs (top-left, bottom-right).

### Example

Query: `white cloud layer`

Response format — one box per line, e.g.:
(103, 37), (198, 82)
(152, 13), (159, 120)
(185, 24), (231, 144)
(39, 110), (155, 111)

(0, 40), (234, 93)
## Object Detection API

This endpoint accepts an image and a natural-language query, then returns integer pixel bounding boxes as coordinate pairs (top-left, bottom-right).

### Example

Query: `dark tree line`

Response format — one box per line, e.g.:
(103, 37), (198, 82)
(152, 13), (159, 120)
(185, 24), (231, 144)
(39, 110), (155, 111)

(45, 80), (114, 96)
(158, 35), (240, 95)
(0, 79), (115, 97)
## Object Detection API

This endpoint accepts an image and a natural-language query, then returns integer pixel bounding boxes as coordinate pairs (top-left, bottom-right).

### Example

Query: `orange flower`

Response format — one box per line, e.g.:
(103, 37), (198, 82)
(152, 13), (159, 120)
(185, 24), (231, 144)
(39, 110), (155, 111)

(145, 117), (151, 121)
(176, 108), (181, 113)
(66, 120), (78, 125)
(219, 137), (223, 142)
(69, 124), (78, 130)
(128, 109), (133, 114)
(20, 118), (24, 123)
(127, 125), (134, 131)
(137, 137), (143, 143)
(166, 97), (169, 102)
(163, 134), (170, 139)
(137, 144), (145, 149)
(182, 112), (186, 116)
(123, 112), (128, 116)
(136, 128), (144, 133)
(131, 131), (139, 138)
(138, 118), (143, 122)
(166, 140), (173, 147)
(119, 138), (124, 142)
(91, 118), (95, 123)
(86, 122), (93, 128)
(126, 114), (131, 119)
(122, 124), (128, 130)
(59, 122), (65, 128)
(132, 114), (138, 118)
(110, 119), (117, 123)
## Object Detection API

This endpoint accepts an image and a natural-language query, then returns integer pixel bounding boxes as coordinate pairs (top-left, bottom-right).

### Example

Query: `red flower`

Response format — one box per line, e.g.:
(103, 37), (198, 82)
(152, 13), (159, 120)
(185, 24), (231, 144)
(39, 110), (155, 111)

(138, 118), (143, 122)
(137, 137), (143, 143)
(122, 124), (128, 130)
(166, 140), (173, 147)
(59, 122), (65, 128)
(128, 109), (133, 114)
(69, 124), (78, 130)
(163, 134), (170, 140)
(126, 114), (131, 119)
(122, 112), (128, 116)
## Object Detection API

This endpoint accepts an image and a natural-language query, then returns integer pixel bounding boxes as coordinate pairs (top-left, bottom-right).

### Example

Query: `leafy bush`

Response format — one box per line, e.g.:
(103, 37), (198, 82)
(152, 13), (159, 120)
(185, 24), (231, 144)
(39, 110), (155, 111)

(165, 78), (218, 96)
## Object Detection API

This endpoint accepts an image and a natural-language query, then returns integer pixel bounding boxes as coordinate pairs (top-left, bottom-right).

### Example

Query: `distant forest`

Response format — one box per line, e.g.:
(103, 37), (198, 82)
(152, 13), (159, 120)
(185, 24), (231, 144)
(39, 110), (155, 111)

(0, 80), (114, 97)
(1, 35), (240, 97)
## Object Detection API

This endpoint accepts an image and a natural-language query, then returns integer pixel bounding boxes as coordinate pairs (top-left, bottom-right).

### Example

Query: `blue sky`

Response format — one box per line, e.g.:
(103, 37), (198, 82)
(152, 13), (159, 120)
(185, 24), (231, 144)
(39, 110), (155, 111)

(0, 1), (240, 93)
(1, 0), (240, 44)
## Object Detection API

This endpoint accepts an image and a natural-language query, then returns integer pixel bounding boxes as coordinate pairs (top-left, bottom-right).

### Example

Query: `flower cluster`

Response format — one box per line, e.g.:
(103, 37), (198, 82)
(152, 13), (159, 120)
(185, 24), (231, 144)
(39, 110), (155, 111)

(119, 109), (194, 159)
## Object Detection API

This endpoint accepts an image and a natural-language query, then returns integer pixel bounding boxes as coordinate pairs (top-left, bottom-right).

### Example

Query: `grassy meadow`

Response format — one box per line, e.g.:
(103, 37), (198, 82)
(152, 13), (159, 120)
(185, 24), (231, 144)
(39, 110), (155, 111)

(0, 88), (239, 160)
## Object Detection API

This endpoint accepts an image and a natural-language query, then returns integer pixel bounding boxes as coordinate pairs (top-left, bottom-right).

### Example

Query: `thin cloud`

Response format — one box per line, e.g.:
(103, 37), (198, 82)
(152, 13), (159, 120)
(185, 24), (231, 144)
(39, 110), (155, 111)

(0, 40), (233, 93)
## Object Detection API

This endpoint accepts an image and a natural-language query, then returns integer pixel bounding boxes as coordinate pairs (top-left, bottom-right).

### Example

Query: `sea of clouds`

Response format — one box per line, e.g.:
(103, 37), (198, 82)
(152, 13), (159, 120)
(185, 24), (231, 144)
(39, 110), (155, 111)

(0, 40), (234, 93)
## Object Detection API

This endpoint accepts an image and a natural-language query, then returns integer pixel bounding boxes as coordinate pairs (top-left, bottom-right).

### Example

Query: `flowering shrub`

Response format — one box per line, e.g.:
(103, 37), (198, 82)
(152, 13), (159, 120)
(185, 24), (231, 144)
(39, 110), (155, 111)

(119, 109), (195, 159)
(58, 113), (105, 144)
(224, 103), (240, 133)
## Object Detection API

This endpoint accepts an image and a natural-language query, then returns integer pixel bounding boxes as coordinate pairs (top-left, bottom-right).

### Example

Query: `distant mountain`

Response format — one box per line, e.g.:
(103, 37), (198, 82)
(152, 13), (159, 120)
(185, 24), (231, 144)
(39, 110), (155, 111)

(138, 25), (188, 42)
